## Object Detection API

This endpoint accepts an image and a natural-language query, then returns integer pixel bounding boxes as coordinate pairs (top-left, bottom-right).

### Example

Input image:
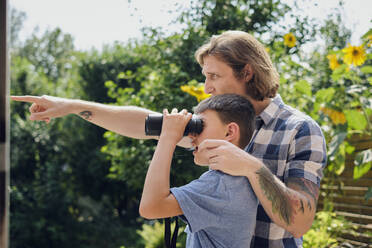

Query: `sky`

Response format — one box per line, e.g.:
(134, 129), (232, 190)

(10, 0), (372, 51)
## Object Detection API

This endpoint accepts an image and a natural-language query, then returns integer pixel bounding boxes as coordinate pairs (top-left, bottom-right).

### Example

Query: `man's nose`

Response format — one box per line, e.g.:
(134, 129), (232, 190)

(204, 79), (212, 94)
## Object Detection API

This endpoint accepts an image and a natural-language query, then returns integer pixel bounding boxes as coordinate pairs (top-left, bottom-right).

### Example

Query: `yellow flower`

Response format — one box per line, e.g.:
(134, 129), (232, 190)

(284, 33), (296, 48)
(180, 84), (210, 102)
(326, 54), (341, 70)
(320, 107), (346, 125)
(342, 43), (366, 66)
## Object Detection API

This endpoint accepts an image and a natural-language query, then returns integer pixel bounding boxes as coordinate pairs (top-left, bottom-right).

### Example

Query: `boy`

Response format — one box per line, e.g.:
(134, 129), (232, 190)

(139, 94), (257, 247)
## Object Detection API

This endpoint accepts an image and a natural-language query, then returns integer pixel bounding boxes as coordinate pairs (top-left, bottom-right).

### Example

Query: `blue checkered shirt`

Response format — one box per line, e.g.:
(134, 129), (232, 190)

(246, 95), (327, 248)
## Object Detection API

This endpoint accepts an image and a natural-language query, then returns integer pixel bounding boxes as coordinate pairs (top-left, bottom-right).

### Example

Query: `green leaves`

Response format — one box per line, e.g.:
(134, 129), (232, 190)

(315, 88), (335, 103)
(365, 187), (372, 201)
(294, 80), (312, 96)
(303, 210), (356, 248)
(331, 64), (349, 81)
(328, 132), (347, 157)
(354, 149), (372, 179)
(327, 132), (347, 175)
(137, 221), (186, 248)
(345, 110), (367, 130)
(9, 0), (372, 247)
(360, 65), (372, 74)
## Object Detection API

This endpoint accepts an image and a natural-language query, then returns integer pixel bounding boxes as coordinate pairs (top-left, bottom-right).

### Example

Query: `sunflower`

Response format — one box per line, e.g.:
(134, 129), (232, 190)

(320, 107), (346, 125)
(284, 33), (296, 48)
(342, 43), (366, 66)
(180, 84), (210, 102)
(326, 54), (341, 70)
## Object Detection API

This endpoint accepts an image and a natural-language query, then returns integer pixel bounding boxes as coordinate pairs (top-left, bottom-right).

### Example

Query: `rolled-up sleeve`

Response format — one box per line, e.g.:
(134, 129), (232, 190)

(285, 120), (327, 187)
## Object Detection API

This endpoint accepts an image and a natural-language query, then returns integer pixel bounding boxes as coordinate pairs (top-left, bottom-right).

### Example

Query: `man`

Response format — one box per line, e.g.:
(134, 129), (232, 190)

(11, 30), (326, 247)
(140, 94), (257, 247)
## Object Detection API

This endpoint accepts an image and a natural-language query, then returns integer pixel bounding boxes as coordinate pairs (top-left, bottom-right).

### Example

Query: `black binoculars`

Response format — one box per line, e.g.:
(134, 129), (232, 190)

(145, 114), (204, 136)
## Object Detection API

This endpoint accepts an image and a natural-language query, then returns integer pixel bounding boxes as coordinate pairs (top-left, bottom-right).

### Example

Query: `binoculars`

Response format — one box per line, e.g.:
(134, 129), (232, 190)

(145, 114), (203, 136)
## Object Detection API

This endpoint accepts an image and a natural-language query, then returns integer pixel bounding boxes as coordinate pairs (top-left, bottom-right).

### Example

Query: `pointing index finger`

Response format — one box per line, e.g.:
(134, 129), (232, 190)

(10, 95), (42, 103)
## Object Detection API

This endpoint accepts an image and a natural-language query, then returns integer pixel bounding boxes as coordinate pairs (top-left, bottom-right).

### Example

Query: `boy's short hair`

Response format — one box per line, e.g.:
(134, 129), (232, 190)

(194, 94), (256, 148)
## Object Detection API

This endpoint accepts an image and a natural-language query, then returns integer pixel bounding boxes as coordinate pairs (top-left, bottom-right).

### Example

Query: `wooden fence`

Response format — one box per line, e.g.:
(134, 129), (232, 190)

(319, 135), (372, 247)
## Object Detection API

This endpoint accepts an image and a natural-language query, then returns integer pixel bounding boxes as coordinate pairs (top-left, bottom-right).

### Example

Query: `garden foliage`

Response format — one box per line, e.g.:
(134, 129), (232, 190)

(9, 1), (371, 247)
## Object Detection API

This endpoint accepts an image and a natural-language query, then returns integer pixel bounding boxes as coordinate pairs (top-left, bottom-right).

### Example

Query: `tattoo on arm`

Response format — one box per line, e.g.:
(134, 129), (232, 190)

(287, 177), (319, 211)
(79, 111), (92, 120)
(256, 166), (293, 225)
(256, 167), (319, 225)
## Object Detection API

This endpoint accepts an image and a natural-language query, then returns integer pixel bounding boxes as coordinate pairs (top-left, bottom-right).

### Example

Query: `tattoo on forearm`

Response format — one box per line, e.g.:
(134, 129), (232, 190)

(256, 166), (319, 226)
(287, 177), (319, 210)
(256, 166), (293, 225)
(79, 111), (92, 120)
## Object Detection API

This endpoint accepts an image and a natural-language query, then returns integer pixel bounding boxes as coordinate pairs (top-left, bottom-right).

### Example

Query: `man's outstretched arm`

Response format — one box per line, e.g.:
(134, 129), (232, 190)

(11, 95), (192, 147)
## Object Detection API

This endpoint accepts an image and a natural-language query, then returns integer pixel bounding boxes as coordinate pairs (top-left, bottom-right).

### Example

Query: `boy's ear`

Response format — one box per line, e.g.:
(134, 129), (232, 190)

(225, 122), (240, 145)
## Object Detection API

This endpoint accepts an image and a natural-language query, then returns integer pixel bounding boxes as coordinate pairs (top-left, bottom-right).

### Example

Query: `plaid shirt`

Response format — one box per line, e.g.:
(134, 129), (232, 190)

(245, 95), (327, 248)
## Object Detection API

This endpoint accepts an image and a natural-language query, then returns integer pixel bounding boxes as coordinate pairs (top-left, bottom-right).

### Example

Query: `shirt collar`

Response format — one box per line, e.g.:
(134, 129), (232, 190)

(258, 94), (284, 126)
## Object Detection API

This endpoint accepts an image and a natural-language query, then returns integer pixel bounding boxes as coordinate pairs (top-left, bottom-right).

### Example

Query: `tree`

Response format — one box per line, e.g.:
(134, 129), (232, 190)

(10, 27), (135, 247)
(9, 7), (26, 49)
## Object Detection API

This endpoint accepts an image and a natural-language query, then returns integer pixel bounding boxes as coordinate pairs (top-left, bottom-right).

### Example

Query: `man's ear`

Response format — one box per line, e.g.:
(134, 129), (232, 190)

(243, 64), (253, 82)
(225, 122), (240, 145)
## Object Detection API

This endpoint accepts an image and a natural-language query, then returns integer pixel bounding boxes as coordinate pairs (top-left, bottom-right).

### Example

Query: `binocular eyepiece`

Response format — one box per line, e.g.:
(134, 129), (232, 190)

(145, 114), (203, 136)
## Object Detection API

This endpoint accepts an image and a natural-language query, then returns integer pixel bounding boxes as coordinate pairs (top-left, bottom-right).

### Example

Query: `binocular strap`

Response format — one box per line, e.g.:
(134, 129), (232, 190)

(164, 217), (179, 248)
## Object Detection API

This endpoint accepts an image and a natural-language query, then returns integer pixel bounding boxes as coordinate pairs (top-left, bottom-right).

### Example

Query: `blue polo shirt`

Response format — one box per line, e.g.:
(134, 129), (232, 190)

(171, 169), (258, 248)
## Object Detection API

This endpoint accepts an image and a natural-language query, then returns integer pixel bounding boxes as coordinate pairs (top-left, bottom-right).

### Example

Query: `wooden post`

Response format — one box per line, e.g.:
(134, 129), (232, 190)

(0, 0), (9, 247)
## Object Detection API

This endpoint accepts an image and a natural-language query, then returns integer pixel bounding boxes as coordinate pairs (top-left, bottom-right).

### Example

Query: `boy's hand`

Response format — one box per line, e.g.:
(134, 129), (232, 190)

(160, 108), (192, 145)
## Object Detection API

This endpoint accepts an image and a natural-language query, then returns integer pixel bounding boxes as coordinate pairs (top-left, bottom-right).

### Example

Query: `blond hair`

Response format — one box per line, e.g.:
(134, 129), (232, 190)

(195, 31), (279, 100)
